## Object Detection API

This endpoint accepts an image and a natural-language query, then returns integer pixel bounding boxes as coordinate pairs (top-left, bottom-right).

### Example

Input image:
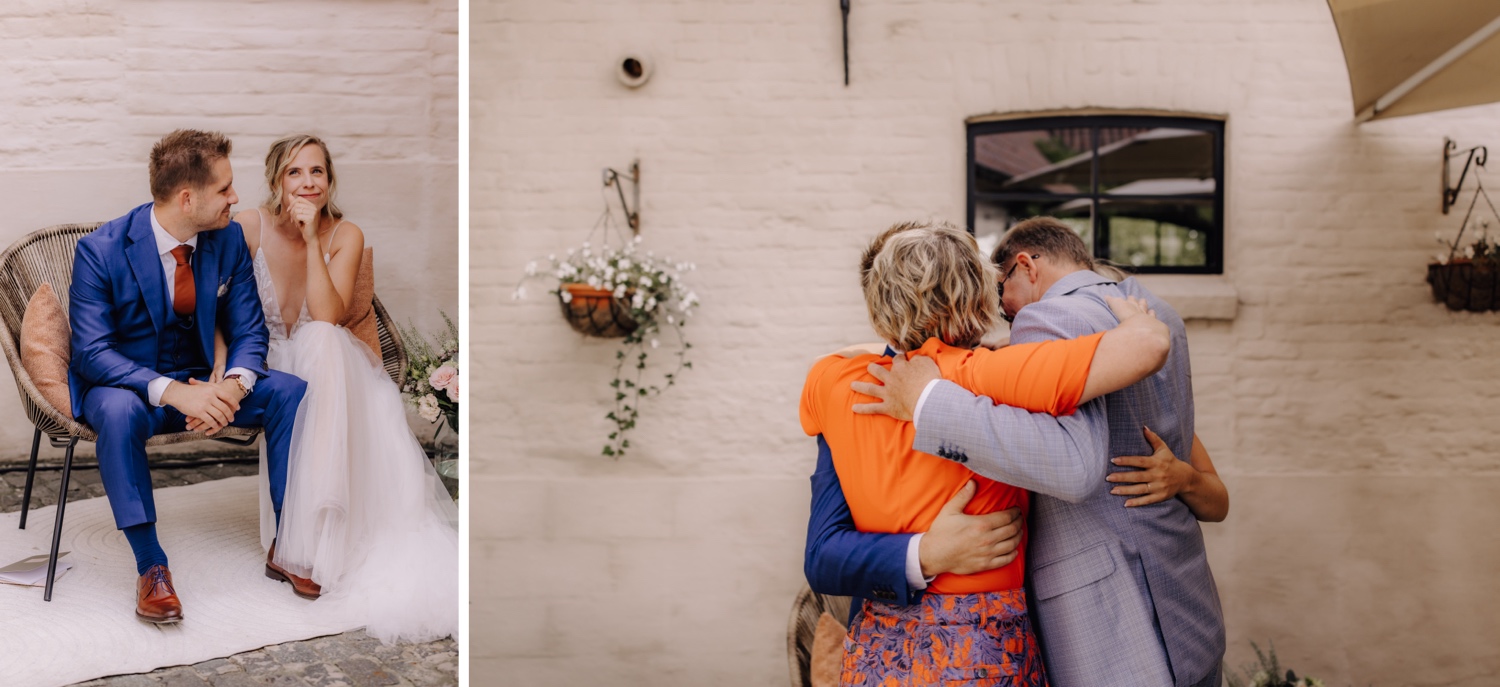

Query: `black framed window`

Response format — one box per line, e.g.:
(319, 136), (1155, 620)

(967, 114), (1224, 274)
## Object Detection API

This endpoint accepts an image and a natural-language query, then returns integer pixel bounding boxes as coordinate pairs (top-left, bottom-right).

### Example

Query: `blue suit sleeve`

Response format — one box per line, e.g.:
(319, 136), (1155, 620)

(68, 239), (161, 403)
(215, 225), (269, 377)
(805, 434), (922, 619)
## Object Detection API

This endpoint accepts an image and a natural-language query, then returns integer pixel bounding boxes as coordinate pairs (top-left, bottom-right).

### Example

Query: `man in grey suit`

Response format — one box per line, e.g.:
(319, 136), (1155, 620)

(816, 217), (1225, 686)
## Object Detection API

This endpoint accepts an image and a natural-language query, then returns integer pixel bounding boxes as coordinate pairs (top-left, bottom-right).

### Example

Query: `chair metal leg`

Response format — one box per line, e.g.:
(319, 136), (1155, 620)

(43, 437), (77, 602)
(19, 427), (40, 530)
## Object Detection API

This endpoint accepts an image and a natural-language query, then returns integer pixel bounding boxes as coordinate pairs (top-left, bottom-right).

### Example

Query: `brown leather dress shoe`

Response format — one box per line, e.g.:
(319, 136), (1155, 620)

(136, 564), (184, 624)
(265, 543), (321, 600)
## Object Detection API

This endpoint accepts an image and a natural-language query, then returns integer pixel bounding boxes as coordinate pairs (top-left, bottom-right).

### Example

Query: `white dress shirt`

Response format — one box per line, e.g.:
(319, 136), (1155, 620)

(145, 209), (255, 407)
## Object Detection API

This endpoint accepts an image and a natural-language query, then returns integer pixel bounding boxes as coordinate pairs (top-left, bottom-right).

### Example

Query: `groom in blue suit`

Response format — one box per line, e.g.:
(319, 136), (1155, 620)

(68, 129), (307, 623)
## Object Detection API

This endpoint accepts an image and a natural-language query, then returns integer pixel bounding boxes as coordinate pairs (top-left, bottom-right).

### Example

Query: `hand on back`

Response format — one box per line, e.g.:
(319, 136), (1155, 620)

(918, 480), (1024, 577)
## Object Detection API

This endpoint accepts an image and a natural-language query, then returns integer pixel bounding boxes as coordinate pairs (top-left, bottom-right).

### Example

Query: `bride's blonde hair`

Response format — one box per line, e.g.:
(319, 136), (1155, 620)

(263, 134), (344, 220)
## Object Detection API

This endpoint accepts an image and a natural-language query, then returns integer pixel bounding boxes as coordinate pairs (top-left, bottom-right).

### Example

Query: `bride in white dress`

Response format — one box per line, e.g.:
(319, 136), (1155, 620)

(216, 134), (458, 643)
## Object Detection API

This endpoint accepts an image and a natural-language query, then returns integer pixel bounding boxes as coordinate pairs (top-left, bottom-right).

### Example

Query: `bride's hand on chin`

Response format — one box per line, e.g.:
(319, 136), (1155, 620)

(284, 194), (320, 242)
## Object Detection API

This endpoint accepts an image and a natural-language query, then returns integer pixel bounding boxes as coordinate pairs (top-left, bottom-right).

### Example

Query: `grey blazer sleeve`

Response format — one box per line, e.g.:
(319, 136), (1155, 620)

(911, 296), (1114, 503)
(914, 383), (1108, 502)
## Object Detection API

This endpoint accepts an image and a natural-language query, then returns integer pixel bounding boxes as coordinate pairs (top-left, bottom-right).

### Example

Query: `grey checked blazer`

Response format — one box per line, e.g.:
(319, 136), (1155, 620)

(915, 271), (1224, 687)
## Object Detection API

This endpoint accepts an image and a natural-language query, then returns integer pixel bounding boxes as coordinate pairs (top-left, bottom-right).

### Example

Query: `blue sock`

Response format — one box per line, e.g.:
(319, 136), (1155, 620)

(122, 523), (168, 576)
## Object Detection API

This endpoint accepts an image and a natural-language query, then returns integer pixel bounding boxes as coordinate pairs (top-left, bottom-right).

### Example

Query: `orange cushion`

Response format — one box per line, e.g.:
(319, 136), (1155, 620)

(337, 247), (380, 356)
(20, 283), (71, 416)
(809, 611), (845, 687)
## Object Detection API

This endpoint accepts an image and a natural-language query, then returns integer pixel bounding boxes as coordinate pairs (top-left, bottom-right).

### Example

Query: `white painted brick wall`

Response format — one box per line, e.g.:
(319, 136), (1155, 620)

(474, 0), (1500, 684)
(0, 0), (457, 460)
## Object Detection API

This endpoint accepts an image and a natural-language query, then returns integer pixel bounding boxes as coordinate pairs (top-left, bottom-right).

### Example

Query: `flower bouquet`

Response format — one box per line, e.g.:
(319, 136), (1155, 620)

(399, 312), (460, 480)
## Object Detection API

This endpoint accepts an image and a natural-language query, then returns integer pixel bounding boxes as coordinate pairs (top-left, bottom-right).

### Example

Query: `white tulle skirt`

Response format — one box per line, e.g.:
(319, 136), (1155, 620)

(256, 321), (459, 644)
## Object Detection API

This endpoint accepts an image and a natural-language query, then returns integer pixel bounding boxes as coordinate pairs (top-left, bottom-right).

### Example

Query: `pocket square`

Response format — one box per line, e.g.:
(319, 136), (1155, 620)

(217, 281), (230, 297)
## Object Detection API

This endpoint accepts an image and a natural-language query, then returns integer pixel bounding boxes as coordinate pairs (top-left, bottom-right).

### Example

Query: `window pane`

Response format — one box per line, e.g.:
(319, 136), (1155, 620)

(974, 198), (1093, 258)
(974, 128), (1095, 195)
(1100, 200), (1212, 267)
(1097, 128), (1215, 195)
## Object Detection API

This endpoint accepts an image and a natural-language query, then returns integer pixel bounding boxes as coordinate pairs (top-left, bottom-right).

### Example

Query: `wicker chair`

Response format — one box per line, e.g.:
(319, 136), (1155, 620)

(0, 222), (409, 601)
(787, 584), (852, 687)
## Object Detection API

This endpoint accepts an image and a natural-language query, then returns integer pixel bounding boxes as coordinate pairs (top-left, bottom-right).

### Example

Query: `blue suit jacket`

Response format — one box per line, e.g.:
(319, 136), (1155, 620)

(67, 202), (269, 420)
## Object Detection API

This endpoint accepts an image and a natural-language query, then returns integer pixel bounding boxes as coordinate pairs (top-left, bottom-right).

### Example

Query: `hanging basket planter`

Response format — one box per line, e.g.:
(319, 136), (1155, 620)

(558, 283), (639, 338)
(1427, 260), (1500, 312)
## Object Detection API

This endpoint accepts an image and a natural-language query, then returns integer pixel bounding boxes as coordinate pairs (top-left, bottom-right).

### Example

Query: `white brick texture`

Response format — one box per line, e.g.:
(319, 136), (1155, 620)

(0, 0), (458, 459)
(473, 1), (1500, 684)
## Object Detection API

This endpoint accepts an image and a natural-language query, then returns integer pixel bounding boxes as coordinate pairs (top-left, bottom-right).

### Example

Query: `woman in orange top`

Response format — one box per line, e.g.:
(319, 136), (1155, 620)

(799, 221), (1171, 687)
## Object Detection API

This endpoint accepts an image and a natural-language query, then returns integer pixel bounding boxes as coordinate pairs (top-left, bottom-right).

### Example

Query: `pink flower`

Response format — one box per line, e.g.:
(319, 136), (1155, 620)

(429, 365), (458, 391)
(445, 377), (460, 403)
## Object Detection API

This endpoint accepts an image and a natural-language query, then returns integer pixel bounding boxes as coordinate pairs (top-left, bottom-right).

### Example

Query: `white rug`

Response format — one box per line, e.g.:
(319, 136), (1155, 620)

(0, 475), (361, 687)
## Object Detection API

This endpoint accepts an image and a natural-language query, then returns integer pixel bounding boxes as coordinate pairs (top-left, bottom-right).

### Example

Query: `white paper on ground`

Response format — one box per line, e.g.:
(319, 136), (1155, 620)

(0, 552), (73, 587)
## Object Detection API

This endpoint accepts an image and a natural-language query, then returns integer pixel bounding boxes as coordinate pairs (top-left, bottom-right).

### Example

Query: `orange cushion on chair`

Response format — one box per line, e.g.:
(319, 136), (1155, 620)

(809, 611), (845, 687)
(337, 247), (380, 357)
(20, 283), (72, 417)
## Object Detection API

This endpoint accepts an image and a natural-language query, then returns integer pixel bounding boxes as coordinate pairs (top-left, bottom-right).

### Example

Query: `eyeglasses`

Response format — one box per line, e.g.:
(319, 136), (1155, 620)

(997, 254), (1040, 323)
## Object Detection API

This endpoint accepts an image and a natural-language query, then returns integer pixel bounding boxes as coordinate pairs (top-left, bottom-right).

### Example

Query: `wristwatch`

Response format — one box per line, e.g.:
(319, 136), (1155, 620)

(224, 373), (249, 397)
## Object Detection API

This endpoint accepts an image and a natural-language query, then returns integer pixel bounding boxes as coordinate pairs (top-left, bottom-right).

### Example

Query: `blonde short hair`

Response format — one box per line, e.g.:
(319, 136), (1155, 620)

(860, 221), (999, 351)
(262, 134), (344, 219)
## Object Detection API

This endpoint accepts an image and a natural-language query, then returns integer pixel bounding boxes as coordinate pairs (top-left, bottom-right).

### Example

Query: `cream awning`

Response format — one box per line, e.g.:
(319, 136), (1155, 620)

(1328, 0), (1500, 121)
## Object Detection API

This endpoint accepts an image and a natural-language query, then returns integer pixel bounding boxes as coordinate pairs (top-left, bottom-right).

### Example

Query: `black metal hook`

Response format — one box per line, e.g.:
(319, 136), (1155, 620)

(602, 160), (640, 234)
(841, 0), (851, 86)
(1443, 137), (1488, 214)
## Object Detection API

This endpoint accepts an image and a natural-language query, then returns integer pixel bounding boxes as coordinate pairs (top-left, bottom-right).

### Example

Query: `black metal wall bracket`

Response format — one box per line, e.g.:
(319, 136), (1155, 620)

(1443, 137), (1488, 214)
(603, 160), (640, 234)
(840, 0), (851, 86)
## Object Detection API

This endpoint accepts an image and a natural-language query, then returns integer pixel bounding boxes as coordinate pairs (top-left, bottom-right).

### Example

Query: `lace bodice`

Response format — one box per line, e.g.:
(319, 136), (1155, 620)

(254, 247), (311, 342)
(253, 207), (342, 341)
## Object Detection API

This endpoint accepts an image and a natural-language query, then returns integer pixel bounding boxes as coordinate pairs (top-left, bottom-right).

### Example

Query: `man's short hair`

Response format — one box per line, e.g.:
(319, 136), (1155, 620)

(992, 216), (1094, 270)
(149, 129), (233, 201)
(861, 220), (999, 351)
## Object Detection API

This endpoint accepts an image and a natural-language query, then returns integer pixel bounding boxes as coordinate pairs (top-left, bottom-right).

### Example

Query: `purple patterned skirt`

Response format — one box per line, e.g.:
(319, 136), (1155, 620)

(840, 589), (1048, 687)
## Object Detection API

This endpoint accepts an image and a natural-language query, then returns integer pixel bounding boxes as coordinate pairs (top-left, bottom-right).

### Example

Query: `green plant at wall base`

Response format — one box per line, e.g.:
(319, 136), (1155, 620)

(515, 235), (698, 457)
(1225, 642), (1324, 687)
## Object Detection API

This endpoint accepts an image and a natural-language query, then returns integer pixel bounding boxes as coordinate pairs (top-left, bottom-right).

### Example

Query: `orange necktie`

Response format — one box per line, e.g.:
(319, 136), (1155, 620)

(170, 245), (195, 316)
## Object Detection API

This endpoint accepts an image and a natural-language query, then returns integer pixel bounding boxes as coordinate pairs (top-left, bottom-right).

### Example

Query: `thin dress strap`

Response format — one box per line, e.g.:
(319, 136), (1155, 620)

(323, 219), (346, 262)
(256, 207), (271, 249)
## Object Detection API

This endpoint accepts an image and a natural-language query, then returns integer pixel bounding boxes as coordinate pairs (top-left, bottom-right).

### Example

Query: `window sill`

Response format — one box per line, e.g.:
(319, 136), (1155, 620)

(1131, 274), (1239, 321)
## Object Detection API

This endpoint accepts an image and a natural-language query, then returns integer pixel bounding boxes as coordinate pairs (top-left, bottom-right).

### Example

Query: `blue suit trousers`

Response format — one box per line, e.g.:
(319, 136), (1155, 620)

(84, 370), (306, 530)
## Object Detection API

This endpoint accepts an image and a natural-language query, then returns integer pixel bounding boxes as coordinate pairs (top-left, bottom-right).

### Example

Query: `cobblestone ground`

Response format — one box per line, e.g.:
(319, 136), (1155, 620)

(1, 457), (459, 687)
